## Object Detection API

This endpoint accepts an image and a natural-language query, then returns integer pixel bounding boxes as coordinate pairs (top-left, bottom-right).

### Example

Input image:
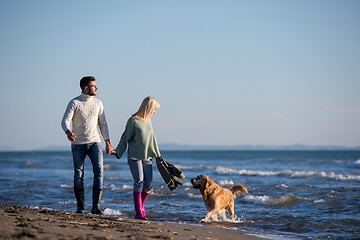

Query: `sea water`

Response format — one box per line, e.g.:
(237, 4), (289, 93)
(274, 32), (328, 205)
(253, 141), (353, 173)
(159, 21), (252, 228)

(0, 150), (359, 239)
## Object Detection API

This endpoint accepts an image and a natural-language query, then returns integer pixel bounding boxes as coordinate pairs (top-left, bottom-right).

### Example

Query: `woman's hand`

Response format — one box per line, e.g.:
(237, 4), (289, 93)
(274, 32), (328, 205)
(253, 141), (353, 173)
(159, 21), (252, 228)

(109, 150), (117, 155)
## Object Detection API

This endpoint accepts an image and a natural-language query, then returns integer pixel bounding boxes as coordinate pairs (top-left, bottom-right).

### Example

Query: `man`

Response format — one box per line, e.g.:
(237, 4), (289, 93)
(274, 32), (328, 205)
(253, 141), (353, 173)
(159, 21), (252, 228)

(61, 76), (113, 214)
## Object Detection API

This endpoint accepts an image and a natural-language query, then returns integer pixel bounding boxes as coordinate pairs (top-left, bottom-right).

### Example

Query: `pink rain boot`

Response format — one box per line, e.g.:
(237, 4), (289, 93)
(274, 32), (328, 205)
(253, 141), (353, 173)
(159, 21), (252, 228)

(141, 191), (150, 218)
(133, 192), (147, 220)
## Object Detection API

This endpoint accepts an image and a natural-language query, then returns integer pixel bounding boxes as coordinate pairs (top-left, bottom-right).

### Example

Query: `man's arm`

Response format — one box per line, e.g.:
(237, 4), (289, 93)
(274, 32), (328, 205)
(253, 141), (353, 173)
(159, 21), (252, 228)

(98, 102), (110, 140)
(98, 101), (112, 154)
(61, 100), (76, 142)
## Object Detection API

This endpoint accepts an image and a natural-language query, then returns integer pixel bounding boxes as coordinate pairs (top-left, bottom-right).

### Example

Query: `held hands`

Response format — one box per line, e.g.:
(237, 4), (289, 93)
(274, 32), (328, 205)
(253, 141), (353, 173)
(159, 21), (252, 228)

(66, 130), (76, 142)
(109, 150), (117, 155)
(104, 140), (117, 156)
(105, 140), (114, 155)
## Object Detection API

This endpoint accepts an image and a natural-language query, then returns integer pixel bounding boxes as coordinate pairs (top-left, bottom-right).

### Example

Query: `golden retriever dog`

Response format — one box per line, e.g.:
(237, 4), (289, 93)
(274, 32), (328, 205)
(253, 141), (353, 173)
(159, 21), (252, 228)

(191, 174), (248, 222)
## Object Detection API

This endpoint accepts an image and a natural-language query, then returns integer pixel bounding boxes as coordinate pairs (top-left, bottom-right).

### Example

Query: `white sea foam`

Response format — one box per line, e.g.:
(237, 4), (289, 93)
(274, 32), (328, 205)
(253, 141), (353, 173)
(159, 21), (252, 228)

(183, 182), (193, 187)
(187, 193), (202, 199)
(103, 184), (133, 191)
(104, 208), (122, 217)
(203, 213), (246, 223)
(183, 182), (192, 191)
(355, 159), (360, 164)
(59, 201), (75, 205)
(103, 184), (120, 190)
(218, 179), (235, 186)
(243, 195), (276, 206)
(174, 164), (193, 170)
(243, 194), (304, 206)
(122, 185), (133, 190)
(216, 167), (278, 176)
(60, 184), (73, 189)
(216, 167), (360, 181)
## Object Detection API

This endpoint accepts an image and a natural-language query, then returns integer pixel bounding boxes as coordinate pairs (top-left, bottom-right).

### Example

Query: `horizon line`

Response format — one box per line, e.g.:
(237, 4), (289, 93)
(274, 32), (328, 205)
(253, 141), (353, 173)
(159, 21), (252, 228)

(1, 143), (360, 152)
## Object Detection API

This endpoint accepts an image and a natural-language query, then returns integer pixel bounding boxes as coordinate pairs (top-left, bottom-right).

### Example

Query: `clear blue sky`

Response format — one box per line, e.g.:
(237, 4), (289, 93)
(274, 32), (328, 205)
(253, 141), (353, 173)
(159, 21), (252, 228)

(0, 0), (359, 150)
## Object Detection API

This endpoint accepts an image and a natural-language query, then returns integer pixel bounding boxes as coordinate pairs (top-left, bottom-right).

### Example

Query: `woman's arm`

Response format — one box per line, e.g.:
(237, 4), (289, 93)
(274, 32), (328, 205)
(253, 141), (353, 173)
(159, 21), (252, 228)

(113, 118), (135, 159)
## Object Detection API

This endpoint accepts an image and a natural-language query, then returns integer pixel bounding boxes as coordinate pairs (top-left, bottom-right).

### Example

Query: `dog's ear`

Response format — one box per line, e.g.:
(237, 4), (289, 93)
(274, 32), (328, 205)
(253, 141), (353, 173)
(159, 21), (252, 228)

(204, 175), (213, 189)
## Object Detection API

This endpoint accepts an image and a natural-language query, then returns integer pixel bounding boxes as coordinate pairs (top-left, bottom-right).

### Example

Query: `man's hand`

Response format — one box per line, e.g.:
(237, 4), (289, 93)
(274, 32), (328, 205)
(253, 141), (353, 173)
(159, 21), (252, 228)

(109, 150), (117, 155)
(66, 130), (76, 142)
(105, 140), (113, 155)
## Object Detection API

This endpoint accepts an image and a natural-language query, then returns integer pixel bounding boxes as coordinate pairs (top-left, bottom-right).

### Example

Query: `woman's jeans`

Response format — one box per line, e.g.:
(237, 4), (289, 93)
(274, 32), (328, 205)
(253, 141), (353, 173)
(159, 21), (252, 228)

(71, 143), (103, 190)
(128, 158), (153, 193)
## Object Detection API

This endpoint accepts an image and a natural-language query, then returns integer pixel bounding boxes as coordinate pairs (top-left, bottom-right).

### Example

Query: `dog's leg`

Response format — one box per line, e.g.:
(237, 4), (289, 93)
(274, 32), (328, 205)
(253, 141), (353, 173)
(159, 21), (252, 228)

(201, 212), (212, 222)
(229, 208), (235, 220)
(220, 211), (227, 221)
(201, 209), (220, 222)
(228, 200), (235, 220)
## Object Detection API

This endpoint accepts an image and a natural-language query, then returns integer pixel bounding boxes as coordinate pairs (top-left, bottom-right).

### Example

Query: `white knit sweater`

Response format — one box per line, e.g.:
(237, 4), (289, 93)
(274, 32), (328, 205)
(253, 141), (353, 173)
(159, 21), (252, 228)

(61, 93), (110, 144)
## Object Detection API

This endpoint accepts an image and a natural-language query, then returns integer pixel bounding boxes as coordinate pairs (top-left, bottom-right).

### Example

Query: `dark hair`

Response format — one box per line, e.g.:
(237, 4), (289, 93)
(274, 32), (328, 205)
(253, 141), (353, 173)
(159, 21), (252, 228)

(80, 76), (95, 90)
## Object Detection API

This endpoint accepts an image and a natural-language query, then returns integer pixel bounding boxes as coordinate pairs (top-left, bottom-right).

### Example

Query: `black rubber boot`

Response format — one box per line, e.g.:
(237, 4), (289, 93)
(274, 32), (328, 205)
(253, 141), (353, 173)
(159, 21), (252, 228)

(74, 189), (85, 213)
(91, 189), (103, 215)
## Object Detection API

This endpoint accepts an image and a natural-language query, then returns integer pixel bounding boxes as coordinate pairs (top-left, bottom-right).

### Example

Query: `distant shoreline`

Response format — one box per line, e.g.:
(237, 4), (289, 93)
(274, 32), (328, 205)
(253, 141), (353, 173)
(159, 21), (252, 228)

(1, 149), (360, 153)
(1, 143), (360, 152)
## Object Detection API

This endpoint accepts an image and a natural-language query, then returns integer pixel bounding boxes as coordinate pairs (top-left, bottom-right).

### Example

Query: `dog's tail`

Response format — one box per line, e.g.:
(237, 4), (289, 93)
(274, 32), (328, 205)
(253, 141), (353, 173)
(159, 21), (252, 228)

(231, 185), (248, 195)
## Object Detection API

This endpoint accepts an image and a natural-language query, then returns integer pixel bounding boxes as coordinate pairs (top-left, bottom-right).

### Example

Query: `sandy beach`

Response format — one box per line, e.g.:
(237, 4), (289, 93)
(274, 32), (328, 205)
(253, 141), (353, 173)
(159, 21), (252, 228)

(0, 204), (266, 240)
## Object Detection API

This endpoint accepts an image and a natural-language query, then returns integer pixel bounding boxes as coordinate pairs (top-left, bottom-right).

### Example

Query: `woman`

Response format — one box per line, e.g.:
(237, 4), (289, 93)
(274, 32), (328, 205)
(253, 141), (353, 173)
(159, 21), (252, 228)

(111, 96), (161, 220)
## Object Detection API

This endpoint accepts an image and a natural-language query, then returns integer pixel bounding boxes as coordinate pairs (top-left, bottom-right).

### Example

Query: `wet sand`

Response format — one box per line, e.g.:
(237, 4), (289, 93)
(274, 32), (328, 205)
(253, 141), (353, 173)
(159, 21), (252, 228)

(0, 204), (266, 240)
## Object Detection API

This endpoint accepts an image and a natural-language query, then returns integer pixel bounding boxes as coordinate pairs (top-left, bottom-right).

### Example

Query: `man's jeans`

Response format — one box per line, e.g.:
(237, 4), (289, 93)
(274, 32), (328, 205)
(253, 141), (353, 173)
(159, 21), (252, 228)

(71, 143), (103, 190)
(128, 158), (153, 193)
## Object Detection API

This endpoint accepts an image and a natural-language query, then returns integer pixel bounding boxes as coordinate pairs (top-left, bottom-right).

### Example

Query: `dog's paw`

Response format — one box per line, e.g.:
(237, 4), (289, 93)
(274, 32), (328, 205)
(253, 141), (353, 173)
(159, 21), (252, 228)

(200, 218), (208, 223)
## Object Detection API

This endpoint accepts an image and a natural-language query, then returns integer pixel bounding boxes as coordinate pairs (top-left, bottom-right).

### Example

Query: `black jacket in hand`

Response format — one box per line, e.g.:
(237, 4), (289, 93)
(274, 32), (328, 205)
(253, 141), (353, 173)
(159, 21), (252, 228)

(156, 156), (185, 191)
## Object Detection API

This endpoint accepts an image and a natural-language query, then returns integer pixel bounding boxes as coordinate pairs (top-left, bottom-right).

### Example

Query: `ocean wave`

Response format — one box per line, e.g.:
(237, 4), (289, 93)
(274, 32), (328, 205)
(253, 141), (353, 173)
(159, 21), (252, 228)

(216, 167), (360, 181)
(60, 184), (73, 189)
(59, 201), (75, 205)
(103, 184), (118, 190)
(355, 159), (360, 164)
(187, 193), (202, 199)
(243, 194), (332, 206)
(174, 164), (193, 170)
(121, 184), (133, 190)
(243, 194), (305, 207)
(317, 171), (360, 181)
(183, 182), (193, 187)
(216, 167), (278, 176)
(218, 179), (235, 187)
(102, 184), (133, 191)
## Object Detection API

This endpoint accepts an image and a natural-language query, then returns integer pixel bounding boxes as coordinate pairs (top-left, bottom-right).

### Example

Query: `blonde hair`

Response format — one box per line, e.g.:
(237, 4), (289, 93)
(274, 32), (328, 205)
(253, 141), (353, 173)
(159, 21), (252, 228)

(133, 96), (160, 119)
